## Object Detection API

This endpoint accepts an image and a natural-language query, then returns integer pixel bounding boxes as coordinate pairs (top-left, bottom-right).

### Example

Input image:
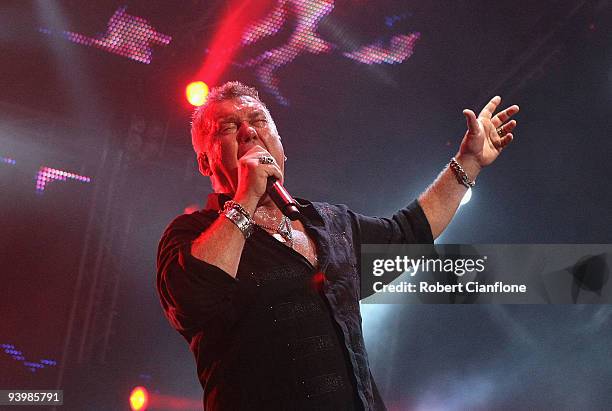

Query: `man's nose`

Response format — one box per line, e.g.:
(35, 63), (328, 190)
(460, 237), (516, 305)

(237, 121), (257, 143)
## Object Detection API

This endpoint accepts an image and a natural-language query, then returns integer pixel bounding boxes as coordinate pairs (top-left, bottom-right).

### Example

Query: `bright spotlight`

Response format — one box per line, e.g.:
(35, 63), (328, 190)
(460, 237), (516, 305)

(186, 81), (209, 106)
(460, 187), (472, 206)
(129, 386), (149, 411)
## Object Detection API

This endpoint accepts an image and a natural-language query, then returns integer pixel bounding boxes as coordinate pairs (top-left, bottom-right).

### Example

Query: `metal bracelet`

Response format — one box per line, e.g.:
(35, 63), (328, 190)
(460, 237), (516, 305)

(224, 200), (251, 219)
(221, 200), (254, 238)
(449, 157), (475, 188)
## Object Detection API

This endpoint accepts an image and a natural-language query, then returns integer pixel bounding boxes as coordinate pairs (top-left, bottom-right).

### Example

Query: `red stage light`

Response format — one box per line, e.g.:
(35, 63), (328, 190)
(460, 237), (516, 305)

(129, 386), (149, 411)
(186, 81), (209, 106)
(196, 0), (274, 86)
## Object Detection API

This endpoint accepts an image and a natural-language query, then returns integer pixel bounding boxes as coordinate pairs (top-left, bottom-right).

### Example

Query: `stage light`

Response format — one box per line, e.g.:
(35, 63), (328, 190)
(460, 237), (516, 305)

(186, 81), (209, 107)
(460, 188), (472, 206)
(35, 166), (91, 194)
(237, 0), (420, 105)
(343, 33), (420, 65)
(39, 6), (171, 64)
(129, 386), (149, 411)
(1, 343), (57, 372)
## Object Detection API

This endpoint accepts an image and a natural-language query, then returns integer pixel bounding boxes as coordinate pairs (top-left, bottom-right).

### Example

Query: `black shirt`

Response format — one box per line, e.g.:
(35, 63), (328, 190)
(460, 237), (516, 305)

(157, 195), (433, 410)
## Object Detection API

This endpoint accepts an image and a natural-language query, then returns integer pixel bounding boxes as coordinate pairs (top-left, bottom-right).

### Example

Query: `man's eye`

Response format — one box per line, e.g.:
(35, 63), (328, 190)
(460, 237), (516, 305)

(253, 119), (267, 127)
(219, 124), (237, 134)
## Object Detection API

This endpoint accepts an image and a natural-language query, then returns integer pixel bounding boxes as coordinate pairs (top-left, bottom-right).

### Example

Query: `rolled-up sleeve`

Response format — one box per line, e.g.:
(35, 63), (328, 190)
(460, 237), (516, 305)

(348, 199), (433, 246)
(156, 213), (255, 342)
(345, 200), (433, 300)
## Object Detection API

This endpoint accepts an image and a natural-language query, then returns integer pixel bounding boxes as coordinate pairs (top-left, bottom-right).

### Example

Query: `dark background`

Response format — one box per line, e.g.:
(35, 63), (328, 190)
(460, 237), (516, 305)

(1, 0), (611, 409)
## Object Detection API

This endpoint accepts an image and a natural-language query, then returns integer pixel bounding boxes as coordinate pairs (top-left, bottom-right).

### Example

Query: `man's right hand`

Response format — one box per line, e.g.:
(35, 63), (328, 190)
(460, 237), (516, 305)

(233, 145), (283, 213)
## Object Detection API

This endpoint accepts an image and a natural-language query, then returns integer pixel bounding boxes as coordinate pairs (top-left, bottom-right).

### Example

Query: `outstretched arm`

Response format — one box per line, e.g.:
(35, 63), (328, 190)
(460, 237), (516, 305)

(418, 96), (520, 239)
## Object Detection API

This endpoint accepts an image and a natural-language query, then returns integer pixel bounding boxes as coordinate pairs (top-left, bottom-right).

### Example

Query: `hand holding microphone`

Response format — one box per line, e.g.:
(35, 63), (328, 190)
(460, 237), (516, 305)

(234, 146), (301, 220)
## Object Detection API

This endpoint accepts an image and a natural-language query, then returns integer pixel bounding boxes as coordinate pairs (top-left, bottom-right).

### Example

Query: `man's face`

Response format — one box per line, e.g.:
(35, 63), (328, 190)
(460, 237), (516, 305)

(198, 96), (285, 193)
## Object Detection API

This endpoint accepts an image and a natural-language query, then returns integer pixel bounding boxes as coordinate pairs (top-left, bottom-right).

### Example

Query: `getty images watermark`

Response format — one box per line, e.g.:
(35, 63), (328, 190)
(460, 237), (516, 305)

(371, 254), (526, 294)
(360, 244), (612, 304)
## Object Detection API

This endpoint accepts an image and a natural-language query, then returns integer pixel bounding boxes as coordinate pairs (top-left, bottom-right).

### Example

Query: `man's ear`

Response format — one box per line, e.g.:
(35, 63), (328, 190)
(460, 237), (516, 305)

(197, 153), (212, 176)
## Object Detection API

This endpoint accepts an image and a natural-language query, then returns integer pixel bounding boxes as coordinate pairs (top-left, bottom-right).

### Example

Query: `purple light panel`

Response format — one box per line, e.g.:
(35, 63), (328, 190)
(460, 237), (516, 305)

(40, 6), (171, 64)
(342, 33), (420, 64)
(35, 166), (91, 194)
(239, 0), (420, 105)
(1, 343), (57, 373)
(240, 0), (335, 105)
(1, 156), (17, 165)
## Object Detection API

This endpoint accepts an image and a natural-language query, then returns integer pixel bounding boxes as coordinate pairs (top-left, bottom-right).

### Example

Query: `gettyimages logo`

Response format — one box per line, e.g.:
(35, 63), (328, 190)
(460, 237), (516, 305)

(372, 255), (487, 277)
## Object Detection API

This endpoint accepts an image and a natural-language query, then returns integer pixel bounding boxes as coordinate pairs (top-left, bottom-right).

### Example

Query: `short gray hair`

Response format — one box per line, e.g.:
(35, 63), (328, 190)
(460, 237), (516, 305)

(190, 81), (268, 155)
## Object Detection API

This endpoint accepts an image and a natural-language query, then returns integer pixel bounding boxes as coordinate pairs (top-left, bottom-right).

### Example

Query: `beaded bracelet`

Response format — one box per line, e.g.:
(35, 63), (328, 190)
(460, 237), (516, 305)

(449, 157), (475, 188)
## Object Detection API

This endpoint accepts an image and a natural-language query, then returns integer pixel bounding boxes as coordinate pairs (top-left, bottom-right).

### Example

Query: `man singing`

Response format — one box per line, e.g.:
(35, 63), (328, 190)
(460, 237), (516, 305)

(156, 81), (519, 410)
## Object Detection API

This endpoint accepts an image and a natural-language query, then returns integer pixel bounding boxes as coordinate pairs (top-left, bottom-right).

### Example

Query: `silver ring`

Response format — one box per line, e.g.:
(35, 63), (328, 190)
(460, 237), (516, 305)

(496, 126), (504, 138)
(258, 155), (275, 165)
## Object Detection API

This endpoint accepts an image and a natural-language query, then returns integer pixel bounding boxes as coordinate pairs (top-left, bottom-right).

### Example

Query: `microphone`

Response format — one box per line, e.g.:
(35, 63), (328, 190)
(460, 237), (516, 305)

(266, 177), (302, 221)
